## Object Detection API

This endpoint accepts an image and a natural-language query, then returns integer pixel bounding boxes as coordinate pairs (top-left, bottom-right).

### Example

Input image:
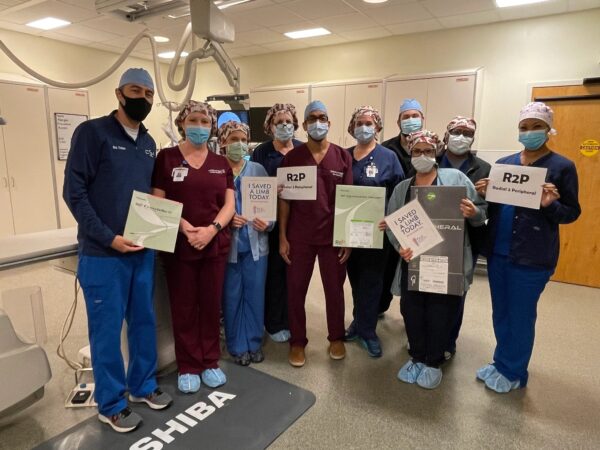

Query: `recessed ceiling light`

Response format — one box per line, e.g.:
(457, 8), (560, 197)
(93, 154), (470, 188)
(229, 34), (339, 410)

(285, 27), (331, 39)
(214, 0), (254, 9)
(26, 17), (71, 30)
(495, 0), (549, 7)
(158, 51), (189, 59)
(363, 0), (389, 4)
(153, 36), (170, 43)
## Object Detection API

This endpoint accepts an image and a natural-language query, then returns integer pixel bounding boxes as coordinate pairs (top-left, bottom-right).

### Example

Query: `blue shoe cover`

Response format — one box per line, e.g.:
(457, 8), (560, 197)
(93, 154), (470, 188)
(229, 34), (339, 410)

(178, 373), (201, 393)
(269, 329), (291, 343)
(416, 366), (443, 389)
(202, 368), (227, 388)
(476, 364), (498, 382)
(484, 372), (520, 393)
(397, 360), (425, 384)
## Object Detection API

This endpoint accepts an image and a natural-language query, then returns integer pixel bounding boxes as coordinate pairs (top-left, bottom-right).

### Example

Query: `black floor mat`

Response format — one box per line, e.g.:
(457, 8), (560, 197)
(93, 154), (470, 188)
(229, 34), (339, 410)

(34, 360), (315, 450)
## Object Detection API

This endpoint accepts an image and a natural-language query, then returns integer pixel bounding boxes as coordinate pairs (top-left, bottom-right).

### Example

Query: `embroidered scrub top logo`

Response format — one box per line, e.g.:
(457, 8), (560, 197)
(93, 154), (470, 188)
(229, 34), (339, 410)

(144, 149), (155, 158)
(208, 169), (226, 175)
(330, 170), (343, 178)
(112, 145), (126, 151)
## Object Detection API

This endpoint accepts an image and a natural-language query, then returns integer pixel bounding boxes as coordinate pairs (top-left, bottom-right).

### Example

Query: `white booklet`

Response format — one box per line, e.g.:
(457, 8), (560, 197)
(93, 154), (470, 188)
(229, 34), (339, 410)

(385, 198), (444, 260)
(276, 166), (317, 200)
(241, 176), (278, 221)
(123, 191), (183, 253)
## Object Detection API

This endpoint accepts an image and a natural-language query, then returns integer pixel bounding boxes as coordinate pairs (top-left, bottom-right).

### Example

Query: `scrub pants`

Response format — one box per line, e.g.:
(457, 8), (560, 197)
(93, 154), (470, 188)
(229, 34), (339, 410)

(223, 252), (268, 356)
(287, 241), (346, 348)
(264, 224), (289, 334)
(378, 234), (399, 314)
(488, 254), (553, 386)
(164, 256), (227, 374)
(400, 263), (461, 368)
(78, 251), (158, 417)
(347, 247), (386, 340)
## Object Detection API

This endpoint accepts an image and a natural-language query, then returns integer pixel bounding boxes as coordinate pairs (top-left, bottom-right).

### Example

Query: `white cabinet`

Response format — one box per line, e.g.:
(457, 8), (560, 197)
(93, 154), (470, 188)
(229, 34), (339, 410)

(0, 82), (58, 236)
(46, 87), (90, 228)
(382, 73), (477, 141)
(250, 85), (310, 114)
(0, 131), (14, 236)
(311, 80), (383, 148)
(311, 84), (345, 147)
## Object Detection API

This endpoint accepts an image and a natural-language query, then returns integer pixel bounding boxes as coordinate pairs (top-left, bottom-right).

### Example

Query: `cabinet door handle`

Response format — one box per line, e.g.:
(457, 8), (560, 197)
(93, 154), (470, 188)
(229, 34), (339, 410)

(2, 177), (7, 188)
(10, 176), (15, 188)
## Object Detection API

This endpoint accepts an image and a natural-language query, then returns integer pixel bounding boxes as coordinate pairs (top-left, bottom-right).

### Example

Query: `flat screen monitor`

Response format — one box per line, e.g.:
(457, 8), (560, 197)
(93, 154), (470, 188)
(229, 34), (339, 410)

(248, 107), (271, 143)
(216, 109), (249, 128)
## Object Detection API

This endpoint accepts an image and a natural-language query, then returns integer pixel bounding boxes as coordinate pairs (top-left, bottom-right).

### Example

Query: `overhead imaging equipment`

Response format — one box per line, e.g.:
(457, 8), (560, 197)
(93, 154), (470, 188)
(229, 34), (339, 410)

(0, 0), (245, 111)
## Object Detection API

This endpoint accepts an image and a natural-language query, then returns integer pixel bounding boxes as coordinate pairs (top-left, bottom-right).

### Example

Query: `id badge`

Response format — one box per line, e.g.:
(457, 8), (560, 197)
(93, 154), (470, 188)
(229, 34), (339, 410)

(366, 164), (378, 178)
(172, 167), (189, 182)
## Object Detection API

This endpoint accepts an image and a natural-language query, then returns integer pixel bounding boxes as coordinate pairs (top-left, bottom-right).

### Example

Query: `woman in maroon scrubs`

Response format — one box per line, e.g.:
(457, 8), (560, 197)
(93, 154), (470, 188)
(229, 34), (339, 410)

(152, 101), (235, 393)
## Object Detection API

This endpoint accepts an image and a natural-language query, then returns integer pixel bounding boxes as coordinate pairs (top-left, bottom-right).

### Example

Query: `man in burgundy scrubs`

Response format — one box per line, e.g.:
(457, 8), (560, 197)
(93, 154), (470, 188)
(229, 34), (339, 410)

(278, 100), (353, 367)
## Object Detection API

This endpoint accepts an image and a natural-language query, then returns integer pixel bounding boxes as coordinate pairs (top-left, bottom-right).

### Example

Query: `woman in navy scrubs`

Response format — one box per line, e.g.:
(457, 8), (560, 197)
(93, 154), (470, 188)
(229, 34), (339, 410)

(475, 102), (580, 393)
(344, 106), (404, 358)
(152, 101), (235, 393)
(252, 103), (304, 343)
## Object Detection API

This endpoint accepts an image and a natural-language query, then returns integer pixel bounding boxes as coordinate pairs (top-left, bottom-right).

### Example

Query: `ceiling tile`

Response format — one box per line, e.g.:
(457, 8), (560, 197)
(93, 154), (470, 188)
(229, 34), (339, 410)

(270, 21), (318, 33)
(363, 2), (434, 26)
(498, 0), (569, 20)
(305, 34), (349, 47)
(223, 12), (263, 33)
(1, 0), (99, 25)
(438, 9), (502, 28)
(80, 16), (148, 37)
(233, 45), (272, 56)
(45, 23), (121, 42)
(385, 19), (442, 35)
(420, 0), (496, 17)
(42, 29), (93, 45)
(222, 40), (257, 50)
(103, 36), (152, 52)
(313, 12), (378, 33)
(236, 28), (286, 45)
(227, 5), (304, 27)
(262, 39), (310, 51)
(339, 26), (392, 41)
(283, 0), (355, 19)
(343, 0), (420, 12)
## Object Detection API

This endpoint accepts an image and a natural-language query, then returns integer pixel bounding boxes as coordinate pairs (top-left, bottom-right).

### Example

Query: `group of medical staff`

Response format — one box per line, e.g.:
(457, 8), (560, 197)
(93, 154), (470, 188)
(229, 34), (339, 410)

(63, 67), (580, 434)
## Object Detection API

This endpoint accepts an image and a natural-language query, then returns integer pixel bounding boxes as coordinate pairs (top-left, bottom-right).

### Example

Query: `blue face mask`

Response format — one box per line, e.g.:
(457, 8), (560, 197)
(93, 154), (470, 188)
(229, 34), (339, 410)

(354, 125), (376, 144)
(307, 122), (328, 141)
(400, 117), (422, 134)
(519, 130), (547, 151)
(186, 126), (210, 145)
(274, 123), (294, 142)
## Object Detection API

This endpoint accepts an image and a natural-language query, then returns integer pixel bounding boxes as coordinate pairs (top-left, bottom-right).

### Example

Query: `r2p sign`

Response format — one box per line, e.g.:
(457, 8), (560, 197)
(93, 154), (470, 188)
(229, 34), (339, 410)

(486, 164), (548, 210)
(502, 172), (530, 184)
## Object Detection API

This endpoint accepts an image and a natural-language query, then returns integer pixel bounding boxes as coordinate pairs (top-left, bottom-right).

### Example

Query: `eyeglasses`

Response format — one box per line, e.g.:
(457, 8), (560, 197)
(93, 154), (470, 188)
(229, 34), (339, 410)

(449, 129), (475, 138)
(411, 148), (436, 157)
(305, 115), (328, 124)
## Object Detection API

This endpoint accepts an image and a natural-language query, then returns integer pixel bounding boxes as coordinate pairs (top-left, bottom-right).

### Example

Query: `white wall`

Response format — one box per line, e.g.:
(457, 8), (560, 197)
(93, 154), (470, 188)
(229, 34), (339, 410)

(0, 28), (181, 149)
(191, 8), (600, 154)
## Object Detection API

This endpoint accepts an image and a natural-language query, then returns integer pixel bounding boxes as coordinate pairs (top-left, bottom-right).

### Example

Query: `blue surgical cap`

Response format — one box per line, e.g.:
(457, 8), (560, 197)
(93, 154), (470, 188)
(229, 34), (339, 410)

(218, 111), (241, 128)
(304, 100), (327, 120)
(400, 99), (423, 114)
(119, 68), (154, 91)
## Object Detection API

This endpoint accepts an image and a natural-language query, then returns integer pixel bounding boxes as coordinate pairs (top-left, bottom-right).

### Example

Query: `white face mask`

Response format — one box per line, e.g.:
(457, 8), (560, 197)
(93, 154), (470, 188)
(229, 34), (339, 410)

(411, 155), (436, 173)
(447, 134), (474, 155)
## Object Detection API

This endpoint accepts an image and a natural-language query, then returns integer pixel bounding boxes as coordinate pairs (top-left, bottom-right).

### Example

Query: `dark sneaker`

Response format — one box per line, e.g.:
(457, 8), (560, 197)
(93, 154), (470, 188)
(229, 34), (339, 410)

(233, 352), (251, 366)
(360, 337), (383, 358)
(250, 349), (264, 363)
(98, 407), (142, 433)
(129, 388), (173, 410)
(344, 322), (358, 342)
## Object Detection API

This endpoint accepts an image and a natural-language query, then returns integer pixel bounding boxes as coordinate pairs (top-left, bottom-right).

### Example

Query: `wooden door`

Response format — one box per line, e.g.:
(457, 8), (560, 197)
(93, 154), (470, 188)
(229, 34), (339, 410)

(382, 78), (428, 141)
(425, 75), (476, 137)
(0, 82), (58, 234)
(46, 87), (90, 229)
(532, 84), (600, 287)
(343, 82), (383, 147)
(310, 84), (346, 147)
(0, 127), (15, 237)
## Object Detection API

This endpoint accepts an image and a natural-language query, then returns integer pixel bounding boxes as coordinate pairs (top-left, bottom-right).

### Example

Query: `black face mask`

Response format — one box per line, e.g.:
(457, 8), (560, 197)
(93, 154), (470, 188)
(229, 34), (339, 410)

(119, 90), (152, 122)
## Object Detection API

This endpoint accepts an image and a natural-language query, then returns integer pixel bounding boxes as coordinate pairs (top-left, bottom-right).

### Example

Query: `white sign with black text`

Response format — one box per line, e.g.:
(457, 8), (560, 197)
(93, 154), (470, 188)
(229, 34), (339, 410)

(277, 166), (317, 200)
(55, 113), (88, 160)
(486, 164), (548, 209)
